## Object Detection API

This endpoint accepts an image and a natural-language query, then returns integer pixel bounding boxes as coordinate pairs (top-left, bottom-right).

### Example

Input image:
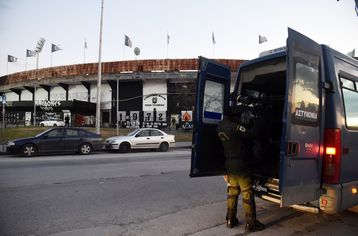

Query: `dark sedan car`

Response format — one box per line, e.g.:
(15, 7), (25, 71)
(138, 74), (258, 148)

(7, 127), (103, 157)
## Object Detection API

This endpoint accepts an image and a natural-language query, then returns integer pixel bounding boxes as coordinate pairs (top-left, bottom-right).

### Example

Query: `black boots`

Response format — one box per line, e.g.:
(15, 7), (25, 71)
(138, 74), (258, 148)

(245, 218), (265, 232)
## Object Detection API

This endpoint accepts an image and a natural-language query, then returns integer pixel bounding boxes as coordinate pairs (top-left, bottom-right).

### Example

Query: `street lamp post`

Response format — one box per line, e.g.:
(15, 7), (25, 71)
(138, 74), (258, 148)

(33, 38), (45, 126)
(116, 76), (121, 136)
(33, 83), (36, 126)
(2, 96), (5, 137)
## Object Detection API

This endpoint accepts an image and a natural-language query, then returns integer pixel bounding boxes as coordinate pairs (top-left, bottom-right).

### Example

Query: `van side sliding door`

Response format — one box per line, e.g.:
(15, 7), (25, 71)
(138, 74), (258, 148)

(280, 28), (325, 206)
(190, 57), (231, 177)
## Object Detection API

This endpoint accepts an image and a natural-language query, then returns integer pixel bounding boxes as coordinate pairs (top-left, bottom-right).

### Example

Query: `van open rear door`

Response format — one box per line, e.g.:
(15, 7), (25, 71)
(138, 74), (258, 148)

(280, 28), (325, 206)
(190, 57), (231, 177)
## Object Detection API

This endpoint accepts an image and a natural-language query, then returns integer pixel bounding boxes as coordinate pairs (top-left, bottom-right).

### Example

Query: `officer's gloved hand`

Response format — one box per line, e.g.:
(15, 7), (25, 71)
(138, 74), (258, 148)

(240, 110), (254, 128)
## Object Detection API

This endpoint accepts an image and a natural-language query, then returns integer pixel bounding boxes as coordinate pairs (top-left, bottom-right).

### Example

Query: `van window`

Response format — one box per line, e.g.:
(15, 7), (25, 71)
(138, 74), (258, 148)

(341, 77), (358, 129)
(292, 62), (319, 125)
(202, 80), (224, 123)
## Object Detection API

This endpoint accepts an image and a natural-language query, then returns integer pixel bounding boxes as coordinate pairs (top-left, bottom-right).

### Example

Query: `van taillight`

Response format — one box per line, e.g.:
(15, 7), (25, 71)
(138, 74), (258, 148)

(323, 129), (341, 184)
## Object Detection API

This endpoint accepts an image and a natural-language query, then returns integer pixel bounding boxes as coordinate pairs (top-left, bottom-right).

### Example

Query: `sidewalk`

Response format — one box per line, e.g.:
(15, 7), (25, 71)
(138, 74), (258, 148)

(174, 142), (192, 149)
(0, 142), (193, 154)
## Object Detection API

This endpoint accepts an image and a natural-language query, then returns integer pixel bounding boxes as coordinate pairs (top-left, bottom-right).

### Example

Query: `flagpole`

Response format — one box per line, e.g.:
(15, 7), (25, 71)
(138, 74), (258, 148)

(212, 44), (215, 58)
(166, 32), (169, 59)
(84, 38), (87, 64)
(123, 44), (125, 61)
(258, 34), (260, 56)
(167, 35), (169, 71)
(25, 57), (28, 72)
(95, 0), (104, 134)
(212, 32), (216, 58)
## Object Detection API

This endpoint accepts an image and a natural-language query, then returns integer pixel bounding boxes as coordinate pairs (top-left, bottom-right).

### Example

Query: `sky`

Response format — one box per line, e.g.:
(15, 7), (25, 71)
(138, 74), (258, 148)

(0, 0), (357, 77)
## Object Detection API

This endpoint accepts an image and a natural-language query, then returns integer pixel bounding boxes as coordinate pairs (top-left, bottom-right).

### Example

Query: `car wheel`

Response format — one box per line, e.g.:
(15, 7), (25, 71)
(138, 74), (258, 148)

(159, 142), (169, 152)
(79, 143), (92, 155)
(40, 123), (44, 126)
(119, 143), (130, 153)
(22, 144), (37, 157)
(53, 124), (57, 127)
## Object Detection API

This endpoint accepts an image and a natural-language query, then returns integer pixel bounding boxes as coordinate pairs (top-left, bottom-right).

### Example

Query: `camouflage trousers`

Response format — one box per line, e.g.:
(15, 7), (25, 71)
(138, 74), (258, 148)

(226, 173), (256, 220)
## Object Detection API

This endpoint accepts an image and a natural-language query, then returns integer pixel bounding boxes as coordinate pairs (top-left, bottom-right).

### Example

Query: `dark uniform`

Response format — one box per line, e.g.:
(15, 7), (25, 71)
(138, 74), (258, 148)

(217, 110), (265, 232)
(65, 116), (70, 127)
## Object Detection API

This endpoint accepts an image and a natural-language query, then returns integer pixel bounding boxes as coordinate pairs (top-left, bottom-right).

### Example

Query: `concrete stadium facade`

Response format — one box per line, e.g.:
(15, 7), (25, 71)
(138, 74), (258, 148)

(0, 58), (244, 128)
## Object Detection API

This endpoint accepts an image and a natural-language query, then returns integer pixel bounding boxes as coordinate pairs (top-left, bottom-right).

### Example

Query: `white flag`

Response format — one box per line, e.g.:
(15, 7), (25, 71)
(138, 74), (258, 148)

(7, 55), (17, 62)
(26, 49), (36, 57)
(124, 35), (132, 48)
(259, 35), (268, 44)
(51, 44), (62, 52)
(347, 49), (356, 57)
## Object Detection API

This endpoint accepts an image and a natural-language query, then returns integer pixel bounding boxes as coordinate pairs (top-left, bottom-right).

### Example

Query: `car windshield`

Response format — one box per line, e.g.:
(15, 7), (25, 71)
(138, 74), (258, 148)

(35, 129), (51, 137)
(127, 129), (140, 136)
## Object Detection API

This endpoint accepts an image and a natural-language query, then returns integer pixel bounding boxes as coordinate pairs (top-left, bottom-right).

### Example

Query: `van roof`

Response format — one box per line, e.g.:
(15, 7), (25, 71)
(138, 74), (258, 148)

(240, 45), (357, 71)
(322, 45), (358, 66)
(239, 50), (286, 70)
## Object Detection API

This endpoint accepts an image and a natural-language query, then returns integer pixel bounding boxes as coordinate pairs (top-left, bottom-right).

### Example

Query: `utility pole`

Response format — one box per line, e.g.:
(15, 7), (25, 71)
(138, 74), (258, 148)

(96, 0), (104, 134)
(116, 76), (119, 136)
(2, 95), (5, 137)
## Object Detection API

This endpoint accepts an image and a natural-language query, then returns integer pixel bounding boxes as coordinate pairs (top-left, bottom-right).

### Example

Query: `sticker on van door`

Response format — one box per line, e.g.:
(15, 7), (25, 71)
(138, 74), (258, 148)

(202, 80), (224, 124)
(291, 62), (320, 126)
(295, 108), (318, 121)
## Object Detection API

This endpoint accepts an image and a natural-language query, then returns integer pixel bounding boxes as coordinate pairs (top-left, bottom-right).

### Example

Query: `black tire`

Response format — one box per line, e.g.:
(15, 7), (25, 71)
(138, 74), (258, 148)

(79, 143), (92, 155)
(119, 143), (130, 153)
(53, 124), (57, 127)
(22, 144), (37, 157)
(40, 123), (44, 126)
(159, 142), (169, 152)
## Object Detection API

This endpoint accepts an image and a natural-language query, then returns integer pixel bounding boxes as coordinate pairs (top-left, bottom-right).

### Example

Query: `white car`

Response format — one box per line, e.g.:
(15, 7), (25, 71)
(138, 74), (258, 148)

(39, 119), (66, 127)
(104, 128), (175, 152)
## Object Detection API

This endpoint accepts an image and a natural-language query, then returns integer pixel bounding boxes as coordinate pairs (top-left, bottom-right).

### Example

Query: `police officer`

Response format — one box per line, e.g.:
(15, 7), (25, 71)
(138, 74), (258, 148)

(217, 106), (265, 232)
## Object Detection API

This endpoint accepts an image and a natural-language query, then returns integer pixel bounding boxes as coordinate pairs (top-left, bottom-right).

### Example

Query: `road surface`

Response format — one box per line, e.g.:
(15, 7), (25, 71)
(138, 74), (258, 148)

(0, 149), (357, 236)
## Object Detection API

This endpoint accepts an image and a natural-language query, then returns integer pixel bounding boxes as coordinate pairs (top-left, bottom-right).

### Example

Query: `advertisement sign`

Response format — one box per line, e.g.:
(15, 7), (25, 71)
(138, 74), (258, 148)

(142, 80), (167, 111)
(0, 95), (6, 105)
(143, 94), (167, 110)
(181, 110), (192, 122)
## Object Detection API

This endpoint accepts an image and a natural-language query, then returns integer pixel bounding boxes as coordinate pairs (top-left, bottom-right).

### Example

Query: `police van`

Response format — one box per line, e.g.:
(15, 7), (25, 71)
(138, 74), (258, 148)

(190, 28), (358, 214)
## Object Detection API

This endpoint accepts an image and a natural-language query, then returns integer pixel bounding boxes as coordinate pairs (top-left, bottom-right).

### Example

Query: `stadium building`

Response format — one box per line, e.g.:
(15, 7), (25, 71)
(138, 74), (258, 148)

(0, 58), (244, 129)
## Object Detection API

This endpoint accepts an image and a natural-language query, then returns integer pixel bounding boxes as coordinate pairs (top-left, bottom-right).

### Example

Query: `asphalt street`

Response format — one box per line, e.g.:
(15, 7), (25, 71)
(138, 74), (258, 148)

(0, 147), (357, 236)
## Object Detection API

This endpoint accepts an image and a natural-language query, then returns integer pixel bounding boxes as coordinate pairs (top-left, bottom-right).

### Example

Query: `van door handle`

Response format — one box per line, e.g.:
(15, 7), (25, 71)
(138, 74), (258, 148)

(287, 142), (299, 156)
